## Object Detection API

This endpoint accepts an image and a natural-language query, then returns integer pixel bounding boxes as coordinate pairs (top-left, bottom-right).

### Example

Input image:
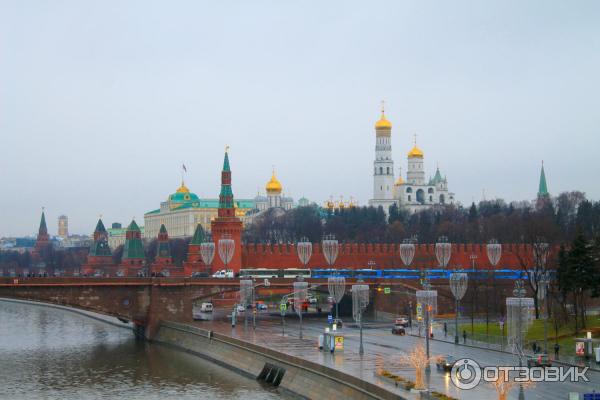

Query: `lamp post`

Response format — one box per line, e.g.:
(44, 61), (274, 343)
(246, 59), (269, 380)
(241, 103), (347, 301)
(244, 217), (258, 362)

(239, 279), (253, 329)
(294, 280), (308, 339)
(297, 237), (313, 271)
(323, 234), (343, 321)
(507, 279), (534, 400)
(352, 284), (370, 356)
(416, 281), (437, 369)
(435, 236), (451, 269)
(487, 239), (502, 336)
(537, 271), (551, 355)
(449, 272), (468, 344)
(218, 234), (235, 272)
(200, 240), (215, 274)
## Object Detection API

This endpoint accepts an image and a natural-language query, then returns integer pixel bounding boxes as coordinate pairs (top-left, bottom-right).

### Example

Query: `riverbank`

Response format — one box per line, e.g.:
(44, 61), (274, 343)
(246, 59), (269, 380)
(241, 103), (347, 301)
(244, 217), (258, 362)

(153, 321), (407, 400)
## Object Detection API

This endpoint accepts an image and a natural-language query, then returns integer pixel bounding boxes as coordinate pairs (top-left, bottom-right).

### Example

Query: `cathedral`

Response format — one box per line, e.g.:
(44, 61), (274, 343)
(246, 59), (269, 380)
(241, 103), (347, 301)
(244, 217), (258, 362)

(368, 105), (455, 214)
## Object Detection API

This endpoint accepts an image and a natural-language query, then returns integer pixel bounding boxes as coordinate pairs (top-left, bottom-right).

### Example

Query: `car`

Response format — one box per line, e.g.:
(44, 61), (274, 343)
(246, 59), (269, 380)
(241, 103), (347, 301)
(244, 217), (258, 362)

(395, 316), (409, 327)
(527, 353), (552, 368)
(391, 324), (406, 335)
(435, 355), (456, 372)
(308, 296), (318, 304)
(257, 303), (268, 311)
(212, 269), (234, 278)
(333, 318), (343, 328)
(236, 305), (245, 313)
(200, 303), (213, 313)
(191, 271), (209, 278)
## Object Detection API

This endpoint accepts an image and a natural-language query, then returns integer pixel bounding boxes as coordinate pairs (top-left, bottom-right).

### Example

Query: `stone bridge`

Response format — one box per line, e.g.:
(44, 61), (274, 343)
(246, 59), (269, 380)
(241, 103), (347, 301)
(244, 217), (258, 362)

(0, 277), (409, 339)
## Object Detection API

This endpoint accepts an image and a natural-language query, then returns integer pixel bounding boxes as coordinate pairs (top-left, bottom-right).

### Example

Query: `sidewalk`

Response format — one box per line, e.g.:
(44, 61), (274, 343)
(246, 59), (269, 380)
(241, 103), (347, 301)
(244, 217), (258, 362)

(409, 322), (600, 372)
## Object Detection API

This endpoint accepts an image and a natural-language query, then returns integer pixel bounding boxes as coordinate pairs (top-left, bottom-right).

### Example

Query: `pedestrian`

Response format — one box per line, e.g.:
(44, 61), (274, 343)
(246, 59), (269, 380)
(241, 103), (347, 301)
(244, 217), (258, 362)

(554, 343), (560, 359)
(444, 322), (447, 337)
(463, 330), (467, 344)
(532, 341), (538, 353)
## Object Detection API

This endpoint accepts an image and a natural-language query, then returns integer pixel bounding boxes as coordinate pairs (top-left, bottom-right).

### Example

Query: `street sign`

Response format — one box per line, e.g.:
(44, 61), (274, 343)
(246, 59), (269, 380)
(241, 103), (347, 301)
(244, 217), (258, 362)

(416, 303), (422, 320)
(264, 278), (270, 287)
(384, 287), (391, 294)
(327, 314), (333, 324)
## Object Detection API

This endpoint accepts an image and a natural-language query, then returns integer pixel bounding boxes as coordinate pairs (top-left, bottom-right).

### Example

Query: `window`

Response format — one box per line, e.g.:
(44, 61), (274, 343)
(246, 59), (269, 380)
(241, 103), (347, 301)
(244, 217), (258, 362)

(379, 167), (383, 175)
(440, 194), (446, 204)
(386, 167), (390, 174)
(408, 195), (411, 202)
(428, 188), (434, 194)
(429, 195), (432, 202)
(406, 187), (413, 193)
(416, 189), (425, 204)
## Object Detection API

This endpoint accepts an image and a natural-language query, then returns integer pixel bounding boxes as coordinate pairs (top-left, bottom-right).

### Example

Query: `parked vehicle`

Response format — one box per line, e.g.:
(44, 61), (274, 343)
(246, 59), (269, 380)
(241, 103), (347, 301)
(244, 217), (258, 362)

(200, 303), (213, 313)
(191, 271), (209, 278)
(527, 353), (552, 368)
(257, 303), (268, 311)
(395, 316), (409, 327)
(391, 324), (406, 335)
(435, 355), (456, 372)
(308, 296), (318, 304)
(333, 318), (343, 328)
(212, 269), (234, 278)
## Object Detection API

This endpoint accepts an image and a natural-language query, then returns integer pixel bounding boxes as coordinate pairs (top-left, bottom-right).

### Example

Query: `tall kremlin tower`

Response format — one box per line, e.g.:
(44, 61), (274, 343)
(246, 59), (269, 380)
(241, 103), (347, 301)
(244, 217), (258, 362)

(369, 103), (396, 211)
(210, 149), (243, 273)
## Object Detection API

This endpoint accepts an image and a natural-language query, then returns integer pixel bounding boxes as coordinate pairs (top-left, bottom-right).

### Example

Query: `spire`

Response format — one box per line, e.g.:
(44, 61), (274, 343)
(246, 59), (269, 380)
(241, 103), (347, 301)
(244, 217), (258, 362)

(218, 148), (235, 214)
(156, 224), (171, 259)
(39, 209), (47, 235)
(223, 146), (231, 172)
(190, 224), (205, 245)
(90, 218), (111, 257)
(123, 219), (144, 259)
(375, 100), (392, 130)
(538, 161), (548, 196)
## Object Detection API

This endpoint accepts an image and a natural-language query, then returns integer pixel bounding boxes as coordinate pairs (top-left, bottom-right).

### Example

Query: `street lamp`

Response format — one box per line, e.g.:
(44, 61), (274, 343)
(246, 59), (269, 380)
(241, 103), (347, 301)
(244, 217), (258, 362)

(435, 236), (451, 268)
(200, 240), (215, 274)
(416, 279), (437, 366)
(507, 279), (534, 400)
(536, 271), (551, 355)
(218, 234), (235, 271)
(294, 280), (308, 339)
(322, 234), (339, 268)
(400, 238), (416, 267)
(487, 239), (502, 336)
(449, 272), (468, 344)
(239, 279), (253, 329)
(352, 284), (370, 355)
(328, 276), (346, 322)
(297, 237), (313, 270)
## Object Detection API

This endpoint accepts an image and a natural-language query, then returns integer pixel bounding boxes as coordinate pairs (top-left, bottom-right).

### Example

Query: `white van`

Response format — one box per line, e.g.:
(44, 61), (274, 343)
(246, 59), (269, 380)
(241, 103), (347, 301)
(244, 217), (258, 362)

(212, 269), (234, 278)
(200, 303), (213, 313)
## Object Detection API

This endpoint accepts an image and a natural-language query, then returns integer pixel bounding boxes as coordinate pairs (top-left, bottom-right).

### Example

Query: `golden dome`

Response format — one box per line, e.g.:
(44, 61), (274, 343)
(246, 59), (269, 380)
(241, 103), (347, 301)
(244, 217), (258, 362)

(266, 171), (283, 194)
(374, 101), (392, 130)
(395, 175), (405, 186)
(176, 181), (190, 193)
(408, 145), (424, 158)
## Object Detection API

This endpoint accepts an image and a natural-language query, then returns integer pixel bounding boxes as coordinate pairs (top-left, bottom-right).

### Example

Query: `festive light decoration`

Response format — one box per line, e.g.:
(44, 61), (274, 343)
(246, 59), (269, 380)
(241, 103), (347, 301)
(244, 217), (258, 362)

(296, 237), (312, 267)
(200, 241), (215, 267)
(400, 343), (432, 390)
(218, 235), (235, 267)
(435, 236), (451, 268)
(322, 234), (339, 267)
(487, 239), (502, 267)
(400, 239), (415, 267)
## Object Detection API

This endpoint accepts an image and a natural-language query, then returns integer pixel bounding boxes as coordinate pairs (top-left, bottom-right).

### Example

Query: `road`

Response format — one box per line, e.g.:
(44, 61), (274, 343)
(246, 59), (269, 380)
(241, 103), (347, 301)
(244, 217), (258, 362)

(202, 308), (599, 400)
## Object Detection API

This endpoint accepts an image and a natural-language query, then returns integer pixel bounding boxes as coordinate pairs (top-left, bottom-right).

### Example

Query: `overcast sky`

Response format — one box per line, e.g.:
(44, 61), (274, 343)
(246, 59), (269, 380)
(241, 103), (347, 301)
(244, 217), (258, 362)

(1, 1), (599, 237)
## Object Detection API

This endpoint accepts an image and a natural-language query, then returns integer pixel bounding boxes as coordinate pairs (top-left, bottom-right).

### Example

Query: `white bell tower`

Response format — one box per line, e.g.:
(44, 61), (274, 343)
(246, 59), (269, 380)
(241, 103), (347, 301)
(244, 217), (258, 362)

(369, 102), (396, 209)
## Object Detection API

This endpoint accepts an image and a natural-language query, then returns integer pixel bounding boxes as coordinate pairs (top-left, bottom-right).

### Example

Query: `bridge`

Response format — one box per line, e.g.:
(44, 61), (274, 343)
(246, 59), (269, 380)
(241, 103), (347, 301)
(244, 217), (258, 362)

(0, 277), (425, 339)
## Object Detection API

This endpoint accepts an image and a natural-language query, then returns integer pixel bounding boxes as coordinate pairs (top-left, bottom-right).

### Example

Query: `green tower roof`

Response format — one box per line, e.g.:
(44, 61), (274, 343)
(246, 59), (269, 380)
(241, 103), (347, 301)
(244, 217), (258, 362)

(39, 211), (47, 234)
(123, 219), (144, 259)
(190, 224), (205, 245)
(432, 167), (443, 185)
(159, 223), (167, 234)
(223, 151), (230, 172)
(538, 163), (548, 196)
(95, 219), (107, 233)
(128, 219), (141, 232)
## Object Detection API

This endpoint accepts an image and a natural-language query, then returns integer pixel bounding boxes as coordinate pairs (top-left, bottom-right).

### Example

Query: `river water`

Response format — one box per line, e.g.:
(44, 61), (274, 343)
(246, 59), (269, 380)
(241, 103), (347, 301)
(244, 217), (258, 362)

(0, 300), (285, 400)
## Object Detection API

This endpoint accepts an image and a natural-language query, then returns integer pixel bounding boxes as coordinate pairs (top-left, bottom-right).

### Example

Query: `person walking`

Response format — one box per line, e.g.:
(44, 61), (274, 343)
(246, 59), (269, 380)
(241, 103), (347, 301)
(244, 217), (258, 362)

(444, 322), (448, 337)
(554, 343), (560, 360)
(463, 330), (467, 344)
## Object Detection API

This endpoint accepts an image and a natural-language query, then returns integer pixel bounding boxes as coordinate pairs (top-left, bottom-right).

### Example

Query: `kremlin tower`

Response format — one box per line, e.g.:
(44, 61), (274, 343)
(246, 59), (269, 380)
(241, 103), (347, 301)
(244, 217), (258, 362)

(150, 224), (183, 276)
(83, 218), (114, 276)
(210, 149), (243, 273)
(120, 220), (145, 276)
(183, 223), (209, 276)
(33, 209), (52, 270)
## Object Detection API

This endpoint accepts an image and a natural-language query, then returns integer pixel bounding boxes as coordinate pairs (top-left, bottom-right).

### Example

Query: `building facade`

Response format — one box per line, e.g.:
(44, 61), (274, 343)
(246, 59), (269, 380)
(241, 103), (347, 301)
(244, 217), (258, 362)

(144, 181), (255, 240)
(58, 215), (68, 238)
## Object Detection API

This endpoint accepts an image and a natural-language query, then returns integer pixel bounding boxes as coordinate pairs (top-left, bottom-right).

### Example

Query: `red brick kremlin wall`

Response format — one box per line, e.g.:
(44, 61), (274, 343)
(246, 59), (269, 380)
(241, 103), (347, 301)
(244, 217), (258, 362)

(241, 243), (538, 270)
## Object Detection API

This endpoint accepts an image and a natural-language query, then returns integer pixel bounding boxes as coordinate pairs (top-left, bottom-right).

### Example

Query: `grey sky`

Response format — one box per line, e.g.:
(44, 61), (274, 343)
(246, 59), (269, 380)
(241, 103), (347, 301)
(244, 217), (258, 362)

(1, 1), (599, 236)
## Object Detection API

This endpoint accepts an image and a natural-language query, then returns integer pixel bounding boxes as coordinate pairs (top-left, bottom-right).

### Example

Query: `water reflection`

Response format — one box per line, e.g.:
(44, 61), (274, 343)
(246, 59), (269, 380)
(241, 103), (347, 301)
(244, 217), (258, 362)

(0, 300), (283, 400)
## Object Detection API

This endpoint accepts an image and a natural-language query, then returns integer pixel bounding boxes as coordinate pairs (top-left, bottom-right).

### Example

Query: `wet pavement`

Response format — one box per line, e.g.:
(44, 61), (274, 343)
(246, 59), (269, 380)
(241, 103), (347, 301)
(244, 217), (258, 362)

(193, 310), (600, 400)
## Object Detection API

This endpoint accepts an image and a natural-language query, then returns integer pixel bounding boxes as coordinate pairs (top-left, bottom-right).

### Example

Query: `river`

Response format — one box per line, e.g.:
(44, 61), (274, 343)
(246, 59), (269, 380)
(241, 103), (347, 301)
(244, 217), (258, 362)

(0, 300), (285, 400)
